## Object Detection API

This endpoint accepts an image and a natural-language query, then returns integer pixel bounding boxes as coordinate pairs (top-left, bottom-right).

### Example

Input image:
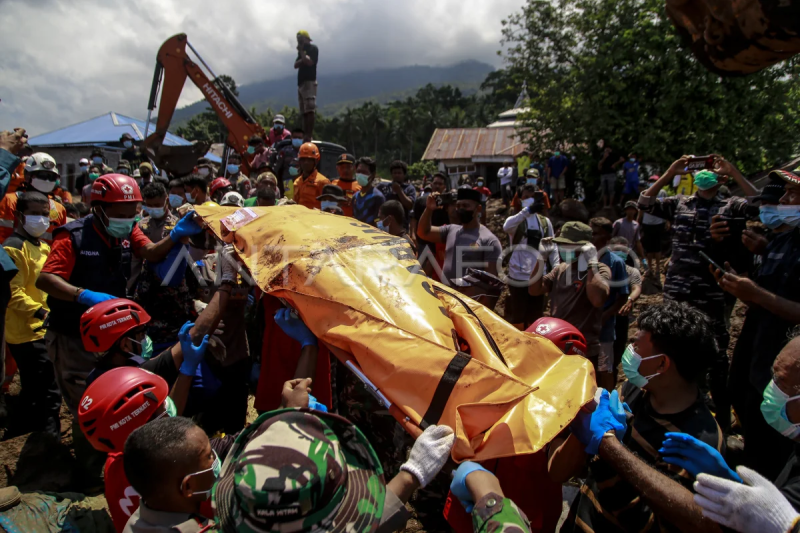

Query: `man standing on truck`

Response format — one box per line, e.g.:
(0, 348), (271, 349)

(295, 30), (318, 143)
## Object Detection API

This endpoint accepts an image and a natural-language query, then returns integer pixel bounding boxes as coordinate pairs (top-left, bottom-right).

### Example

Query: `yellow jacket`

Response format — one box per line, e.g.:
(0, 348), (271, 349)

(3, 233), (50, 344)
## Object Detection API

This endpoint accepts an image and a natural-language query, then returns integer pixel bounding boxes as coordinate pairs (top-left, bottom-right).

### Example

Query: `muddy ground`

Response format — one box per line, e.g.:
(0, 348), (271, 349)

(0, 198), (749, 532)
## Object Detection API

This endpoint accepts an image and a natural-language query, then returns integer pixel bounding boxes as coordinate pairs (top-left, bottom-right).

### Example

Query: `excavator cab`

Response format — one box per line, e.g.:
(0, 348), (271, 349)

(143, 34), (265, 177)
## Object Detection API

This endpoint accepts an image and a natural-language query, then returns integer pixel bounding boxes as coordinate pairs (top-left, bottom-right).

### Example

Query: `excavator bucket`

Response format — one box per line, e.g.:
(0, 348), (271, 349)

(142, 138), (210, 178)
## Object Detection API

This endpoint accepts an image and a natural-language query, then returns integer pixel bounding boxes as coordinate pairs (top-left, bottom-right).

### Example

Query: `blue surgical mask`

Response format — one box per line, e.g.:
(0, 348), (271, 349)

(526, 178), (537, 185)
(292, 138), (303, 148)
(143, 206), (165, 219)
(169, 194), (184, 208)
(226, 164), (240, 175)
(775, 205), (800, 228)
(629, 158), (636, 162)
(320, 200), (338, 211)
(79, 165), (88, 173)
(477, 181), (484, 187)
(123, 140), (133, 149)
(247, 146), (256, 155)
(760, 205), (784, 229)
(377, 220), (388, 231)
(100, 207), (135, 238)
(621, 344), (663, 388)
(274, 124), (284, 132)
(92, 156), (103, 164)
(761, 380), (800, 440)
(356, 173), (370, 187)
(185, 192), (195, 204)
(289, 166), (299, 177)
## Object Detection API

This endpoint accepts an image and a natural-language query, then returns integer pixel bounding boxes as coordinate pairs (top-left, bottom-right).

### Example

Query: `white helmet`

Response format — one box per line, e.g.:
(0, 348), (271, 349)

(220, 191), (244, 207)
(25, 152), (59, 176)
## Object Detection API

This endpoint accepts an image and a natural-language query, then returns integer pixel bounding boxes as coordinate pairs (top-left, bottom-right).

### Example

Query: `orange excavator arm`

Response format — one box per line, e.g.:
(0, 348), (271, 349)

(143, 33), (266, 176)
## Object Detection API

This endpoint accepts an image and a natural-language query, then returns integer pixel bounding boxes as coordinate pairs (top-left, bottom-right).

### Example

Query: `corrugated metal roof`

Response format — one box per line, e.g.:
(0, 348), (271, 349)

(29, 112), (191, 147)
(422, 127), (525, 161)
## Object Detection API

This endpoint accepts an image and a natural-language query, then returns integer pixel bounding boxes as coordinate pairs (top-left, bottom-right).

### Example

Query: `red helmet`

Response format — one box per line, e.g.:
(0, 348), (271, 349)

(80, 298), (151, 353)
(526, 317), (587, 356)
(78, 367), (168, 453)
(90, 174), (142, 205)
(209, 177), (232, 198)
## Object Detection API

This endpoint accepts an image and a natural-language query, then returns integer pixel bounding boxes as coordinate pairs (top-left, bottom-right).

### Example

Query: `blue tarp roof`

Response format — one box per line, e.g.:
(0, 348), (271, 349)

(28, 112), (191, 147)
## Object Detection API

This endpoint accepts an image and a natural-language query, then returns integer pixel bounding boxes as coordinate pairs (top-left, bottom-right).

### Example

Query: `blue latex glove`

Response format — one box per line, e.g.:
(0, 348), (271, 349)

(607, 389), (632, 441)
(450, 461), (491, 513)
(178, 321), (209, 376)
(169, 212), (203, 242)
(569, 389), (626, 455)
(77, 289), (116, 307)
(274, 308), (317, 348)
(659, 432), (742, 482)
(308, 394), (328, 412)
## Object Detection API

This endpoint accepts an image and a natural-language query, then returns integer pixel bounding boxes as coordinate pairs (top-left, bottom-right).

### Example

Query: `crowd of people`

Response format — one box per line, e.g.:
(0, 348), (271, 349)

(1, 115), (800, 533)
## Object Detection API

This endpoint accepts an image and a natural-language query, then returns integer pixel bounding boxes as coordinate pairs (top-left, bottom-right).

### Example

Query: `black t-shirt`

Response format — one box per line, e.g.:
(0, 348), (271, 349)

(778, 444), (800, 512)
(297, 43), (319, 85)
(600, 150), (620, 174)
(86, 349), (178, 388)
(565, 381), (724, 533)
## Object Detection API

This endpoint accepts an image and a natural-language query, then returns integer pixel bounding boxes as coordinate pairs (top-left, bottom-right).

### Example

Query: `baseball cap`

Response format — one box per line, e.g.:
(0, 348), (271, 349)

(770, 169), (800, 186)
(648, 175), (660, 182)
(336, 153), (355, 166)
(456, 188), (481, 203)
(297, 30), (312, 41)
(526, 168), (540, 178)
(79, 158), (89, 165)
(553, 221), (592, 245)
(139, 162), (153, 172)
(212, 409), (384, 532)
(624, 201), (638, 210)
(317, 184), (346, 202)
(220, 191), (245, 207)
(273, 114), (286, 125)
(755, 179), (786, 204)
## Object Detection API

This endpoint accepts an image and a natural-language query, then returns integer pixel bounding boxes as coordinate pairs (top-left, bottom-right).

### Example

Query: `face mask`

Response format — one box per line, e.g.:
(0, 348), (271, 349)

(526, 178), (537, 185)
(621, 344), (663, 388)
(79, 165), (88, 173)
(320, 200), (338, 211)
(89, 172), (100, 181)
(226, 164), (240, 175)
(477, 181), (484, 187)
(123, 140), (133, 149)
(457, 209), (475, 224)
(187, 450), (221, 498)
(761, 380), (800, 439)
(143, 205), (165, 219)
(559, 248), (577, 263)
(169, 194), (184, 208)
(554, 151), (561, 157)
(55, 179), (61, 188)
(629, 158), (636, 162)
(198, 167), (210, 177)
(274, 124), (284, 132)
(693, 170), (719, 191)
(185, 192), (195, 204)
(356, 173), (370, 187)
(759, 205), (784, 229)
(164, 396), (177, 418)
(23, 215), (49, 238)
(521, 198), (535, 209)
(247, 146), (256, 155)
(128, 335), (153, 360)
(31, 177), (56, 194)
(612, 251), (628, 261)
(377, 220), (388, 231)
(92, 156), (103, 165)
(292, 138), (303, 148)
(287, 165), (300, 177)
(774, 205), (800, 228)
(117, 169), (130, 176)
(99, 207), (135, 238)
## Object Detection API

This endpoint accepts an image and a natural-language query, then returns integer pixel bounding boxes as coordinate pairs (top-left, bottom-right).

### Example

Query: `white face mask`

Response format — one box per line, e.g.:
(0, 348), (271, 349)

(31, 177), (56, 194)
(198, 167), (210, 177)
(23, 215), (49, 238)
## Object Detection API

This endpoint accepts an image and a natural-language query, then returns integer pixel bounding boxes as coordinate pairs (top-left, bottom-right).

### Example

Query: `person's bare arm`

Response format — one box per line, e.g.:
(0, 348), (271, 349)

(586, 267), (611, 308)
(392, 183), (414, 210)
(36, 272), (81, 302)
(528, 260), (553, 296)
(598, 437), (723, 533)
(293, 345), (319, 380)
(190, 284), (231, 343)
(612, 156), (625, 170)
(138, 236), (177, 263)
(714, 265), (800, 323)
(169, 374), (193, 416)
(643, 157), (688, 198)
(635, 239), (645, 262)
(714, 156), (758, 197)
(416, 194), (444, 243)
(409, 217), (419, 247)
(548, 434), (587, 483)
(386, 471), (420, 504)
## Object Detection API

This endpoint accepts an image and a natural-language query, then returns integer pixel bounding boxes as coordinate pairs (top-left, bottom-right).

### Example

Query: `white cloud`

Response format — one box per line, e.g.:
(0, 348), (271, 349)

(0, 0), (522, 135)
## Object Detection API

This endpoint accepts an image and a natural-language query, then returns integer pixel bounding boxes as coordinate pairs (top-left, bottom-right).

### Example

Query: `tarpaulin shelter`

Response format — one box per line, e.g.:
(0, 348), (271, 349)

(195, 204), (596, 462)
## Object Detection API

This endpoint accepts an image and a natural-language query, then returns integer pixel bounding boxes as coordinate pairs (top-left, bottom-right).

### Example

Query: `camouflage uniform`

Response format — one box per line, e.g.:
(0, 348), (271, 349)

(211, 408), (410, 533)
(472, 493), (532, 533)
(638, 191), (750, 430)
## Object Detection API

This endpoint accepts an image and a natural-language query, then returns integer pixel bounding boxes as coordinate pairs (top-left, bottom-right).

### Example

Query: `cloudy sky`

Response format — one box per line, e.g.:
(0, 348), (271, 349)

(1, 0), (523, 136)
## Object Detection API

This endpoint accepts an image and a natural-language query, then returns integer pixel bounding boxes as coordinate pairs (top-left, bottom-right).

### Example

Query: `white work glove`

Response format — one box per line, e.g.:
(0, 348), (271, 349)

(219, 244), (240, 284)
(580, 243), (598, 265)
(694, 466), (800, 533)
(400, 425), (455, 488)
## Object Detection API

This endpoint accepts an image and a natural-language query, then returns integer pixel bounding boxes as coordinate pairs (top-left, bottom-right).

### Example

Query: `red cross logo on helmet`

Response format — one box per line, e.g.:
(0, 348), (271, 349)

(535, 324), (552, 335)
(121, 184), (133, 195)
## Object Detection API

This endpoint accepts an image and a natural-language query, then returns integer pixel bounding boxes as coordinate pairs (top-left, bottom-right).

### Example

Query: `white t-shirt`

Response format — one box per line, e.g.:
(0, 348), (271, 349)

(503, 210), (558, 281)
(498, 167), (513, 185)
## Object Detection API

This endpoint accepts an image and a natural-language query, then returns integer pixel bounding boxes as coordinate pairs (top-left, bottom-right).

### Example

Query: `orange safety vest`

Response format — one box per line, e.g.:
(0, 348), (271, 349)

(0, 191), (67, 244)
(293, 170), (330, 210)
(7, 163), (25, 194)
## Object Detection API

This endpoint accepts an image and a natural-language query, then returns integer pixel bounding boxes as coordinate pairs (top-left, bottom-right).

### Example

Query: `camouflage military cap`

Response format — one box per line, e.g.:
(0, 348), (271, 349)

(212, 408), (385, 533)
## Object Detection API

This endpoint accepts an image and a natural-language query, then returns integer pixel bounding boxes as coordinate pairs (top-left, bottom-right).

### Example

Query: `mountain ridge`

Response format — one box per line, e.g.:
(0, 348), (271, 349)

(171, 60), (494, 124)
